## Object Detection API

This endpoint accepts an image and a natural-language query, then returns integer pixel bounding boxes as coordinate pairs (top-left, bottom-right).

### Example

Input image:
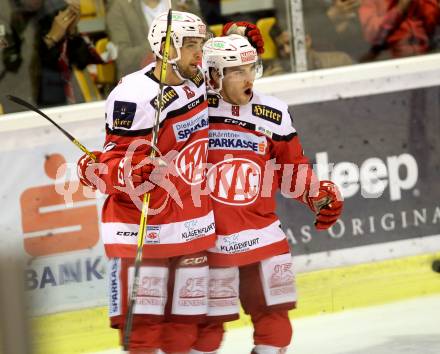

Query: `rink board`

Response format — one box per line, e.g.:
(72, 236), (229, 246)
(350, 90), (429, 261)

(31, 251), (440, 354)
(1, 54), (440, 353)
(279, 84), (440, 261)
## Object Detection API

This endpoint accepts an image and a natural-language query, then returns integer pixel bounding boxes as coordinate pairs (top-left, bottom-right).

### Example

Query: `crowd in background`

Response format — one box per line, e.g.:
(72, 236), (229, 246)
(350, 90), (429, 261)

(0, 0), (439, 112)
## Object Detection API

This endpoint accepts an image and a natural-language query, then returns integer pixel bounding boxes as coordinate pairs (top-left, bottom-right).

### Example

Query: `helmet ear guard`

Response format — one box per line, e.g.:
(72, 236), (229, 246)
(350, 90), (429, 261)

(254, 56), (264, 79)
(205, 67), (223, 91)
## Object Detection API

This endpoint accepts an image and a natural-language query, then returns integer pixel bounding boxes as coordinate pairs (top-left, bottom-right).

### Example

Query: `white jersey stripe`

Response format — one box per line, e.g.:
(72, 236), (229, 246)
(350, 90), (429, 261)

(102, 211), (215, 246)
(209, 220), (286, 255)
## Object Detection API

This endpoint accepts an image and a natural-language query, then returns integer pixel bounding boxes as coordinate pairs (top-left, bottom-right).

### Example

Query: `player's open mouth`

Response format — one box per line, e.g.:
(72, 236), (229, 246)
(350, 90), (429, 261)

(244, 88), (252, 96)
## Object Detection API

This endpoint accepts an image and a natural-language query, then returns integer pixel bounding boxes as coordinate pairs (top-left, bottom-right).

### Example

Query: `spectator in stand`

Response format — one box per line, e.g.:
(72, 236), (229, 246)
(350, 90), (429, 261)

(359, 0), (440, 59)
(198, 0), (223, 26)
(106, 0), (202, 78)
(305, 0), (369, 62)
(431, 22), (440, 52)
(31, 0), (114, 107)
(267, 0), (359, 74)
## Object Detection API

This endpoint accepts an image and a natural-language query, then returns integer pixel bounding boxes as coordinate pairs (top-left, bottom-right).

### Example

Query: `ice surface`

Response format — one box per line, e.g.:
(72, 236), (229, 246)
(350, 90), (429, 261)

(93, 295), (440, 354)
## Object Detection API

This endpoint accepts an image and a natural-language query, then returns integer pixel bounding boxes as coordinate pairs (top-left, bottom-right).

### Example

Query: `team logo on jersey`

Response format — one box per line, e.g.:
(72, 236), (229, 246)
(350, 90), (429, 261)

(208, 130), (267, 155)
(240, 50), (256, 63)
(252, 104), (282, 125)
(113, 101), (137, 129)
(207, 158), (261, 205)
(176, 138), (208, 185)
(145, 225), (161, 244)
(207, 94), (219, 108)
(150, 86), (179, 110)
(191, 71), (205, 88)
(173, 112), (209, 142)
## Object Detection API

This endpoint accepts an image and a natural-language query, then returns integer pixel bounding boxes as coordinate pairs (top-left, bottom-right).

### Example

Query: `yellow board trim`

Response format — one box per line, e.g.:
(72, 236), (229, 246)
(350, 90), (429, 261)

(31, 252), (440, 353)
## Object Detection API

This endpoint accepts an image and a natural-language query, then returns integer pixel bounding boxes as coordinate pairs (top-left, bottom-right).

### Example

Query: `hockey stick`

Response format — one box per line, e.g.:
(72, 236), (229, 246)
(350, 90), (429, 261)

(6, 95), (97, 161)
(122, 7), (173, 351)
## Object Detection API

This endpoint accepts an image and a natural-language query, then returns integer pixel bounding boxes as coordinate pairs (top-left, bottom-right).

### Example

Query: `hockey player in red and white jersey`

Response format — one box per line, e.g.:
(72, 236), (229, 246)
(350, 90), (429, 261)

(77, 11), (215, 354)
(192, 35), (344, 354)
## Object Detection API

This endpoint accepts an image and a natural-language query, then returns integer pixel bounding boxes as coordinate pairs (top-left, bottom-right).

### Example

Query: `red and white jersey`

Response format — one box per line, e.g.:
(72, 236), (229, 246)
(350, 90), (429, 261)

(99, 63), (215, 259)
(206, 91), (314, 267)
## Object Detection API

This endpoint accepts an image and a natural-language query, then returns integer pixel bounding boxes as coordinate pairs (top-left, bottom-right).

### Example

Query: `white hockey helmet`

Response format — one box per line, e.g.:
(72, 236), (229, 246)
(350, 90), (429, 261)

(202, 34), (263, 92)
(148, 11), (207, 63)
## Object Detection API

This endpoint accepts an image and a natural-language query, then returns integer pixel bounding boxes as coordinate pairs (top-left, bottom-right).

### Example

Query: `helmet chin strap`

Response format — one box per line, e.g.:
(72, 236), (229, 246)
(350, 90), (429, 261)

(173, 62), (205, 84)
(158, 37), (188, 82)
(215, 79), (232, 103)
(172, 62), (186, 82)
(216, 89), (226, 101)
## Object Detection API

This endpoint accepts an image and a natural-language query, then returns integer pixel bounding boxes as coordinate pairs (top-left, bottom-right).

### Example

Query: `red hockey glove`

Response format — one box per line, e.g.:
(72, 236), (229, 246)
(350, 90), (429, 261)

(307, 180), (343, 230)
(117, 155), (166, 189)
(77, 151), (102, 190)
(222, 21), (265, 54)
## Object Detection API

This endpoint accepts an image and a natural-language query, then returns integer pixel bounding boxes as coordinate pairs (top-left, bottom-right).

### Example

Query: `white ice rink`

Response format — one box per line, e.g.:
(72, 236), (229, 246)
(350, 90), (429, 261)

(220, 295), (440, 354)
(96, 294), (440, 354)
